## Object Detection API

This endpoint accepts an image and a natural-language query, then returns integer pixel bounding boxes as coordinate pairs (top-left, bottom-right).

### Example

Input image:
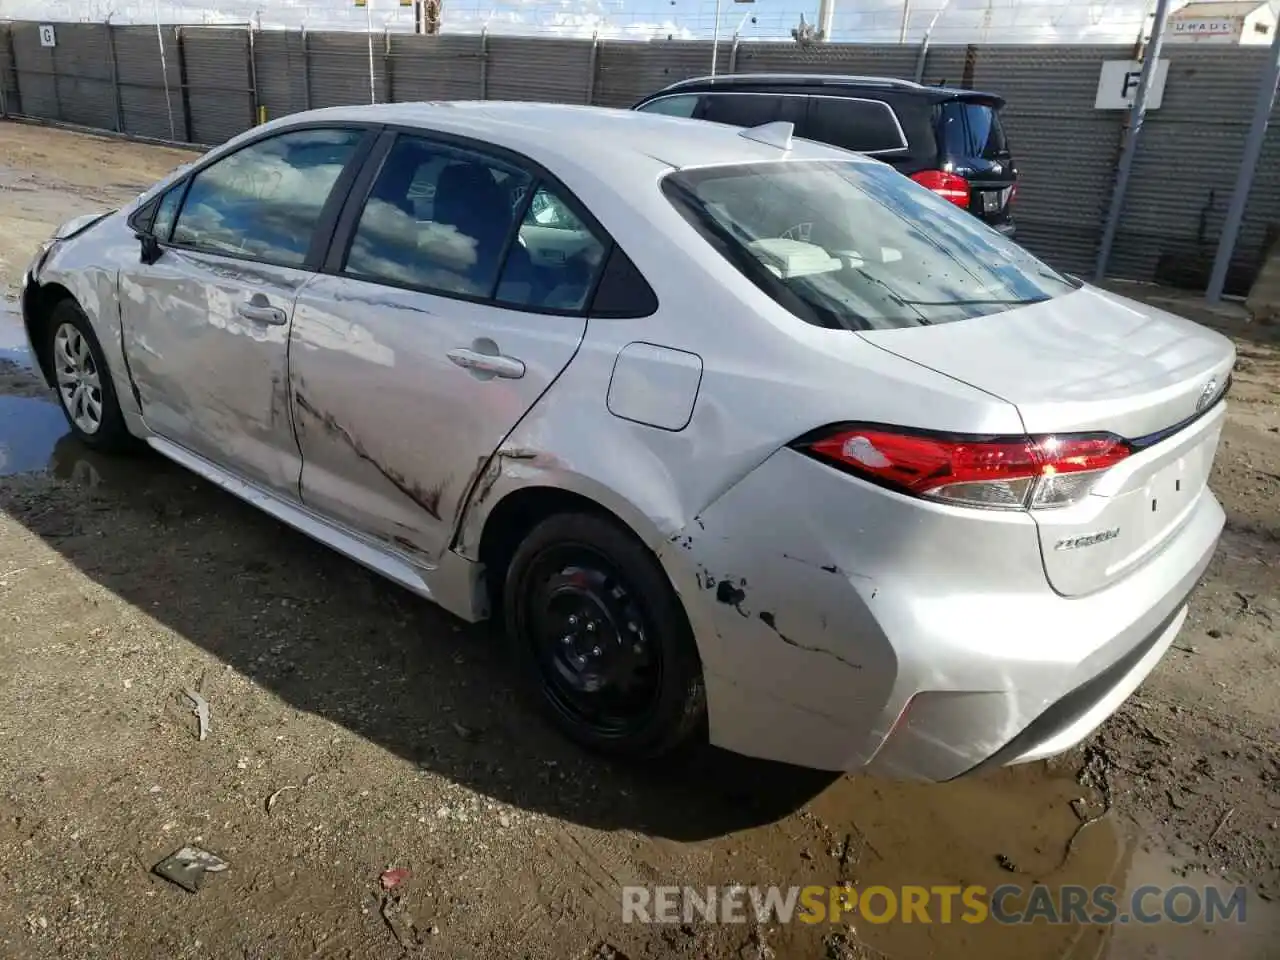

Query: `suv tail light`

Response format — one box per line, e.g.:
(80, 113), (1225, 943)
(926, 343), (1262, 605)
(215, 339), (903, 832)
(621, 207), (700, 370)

(910, 170), (970, 207)
(793, 425), (1132, 510)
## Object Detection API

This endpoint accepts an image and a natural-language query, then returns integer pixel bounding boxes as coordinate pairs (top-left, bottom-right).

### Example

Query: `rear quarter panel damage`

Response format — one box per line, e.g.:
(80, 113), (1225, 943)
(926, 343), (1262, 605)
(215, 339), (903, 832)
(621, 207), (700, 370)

(657, 449), (904, 771)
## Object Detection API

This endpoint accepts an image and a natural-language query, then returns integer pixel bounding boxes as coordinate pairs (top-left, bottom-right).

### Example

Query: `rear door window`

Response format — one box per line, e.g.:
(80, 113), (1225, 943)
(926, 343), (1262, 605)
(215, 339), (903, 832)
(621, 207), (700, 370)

(495, 186), (608, 312)
(801, 97), (907, 154)
(700, 94), (806, 129)
(344, 135), (531, 297)
(934, 101), (1008, 160)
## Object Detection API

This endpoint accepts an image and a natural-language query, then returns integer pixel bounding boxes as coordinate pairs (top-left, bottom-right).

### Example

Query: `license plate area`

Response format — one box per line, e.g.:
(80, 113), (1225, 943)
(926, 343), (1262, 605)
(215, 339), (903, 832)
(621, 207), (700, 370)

(1103, 433), (1218, 579)
(981, 187), (1012, 213)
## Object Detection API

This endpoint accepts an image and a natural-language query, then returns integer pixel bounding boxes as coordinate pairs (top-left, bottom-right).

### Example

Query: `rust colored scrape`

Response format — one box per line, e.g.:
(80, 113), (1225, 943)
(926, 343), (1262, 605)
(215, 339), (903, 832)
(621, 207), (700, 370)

(294, 392), (445, 521)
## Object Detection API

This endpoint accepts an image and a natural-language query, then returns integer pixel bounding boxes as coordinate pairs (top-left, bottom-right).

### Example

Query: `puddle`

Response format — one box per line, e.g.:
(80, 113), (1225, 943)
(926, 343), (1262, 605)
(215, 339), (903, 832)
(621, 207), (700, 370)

(0, 394), (70, 477)
(679, 761), (1278, 959)
(0, 300), (71, 477)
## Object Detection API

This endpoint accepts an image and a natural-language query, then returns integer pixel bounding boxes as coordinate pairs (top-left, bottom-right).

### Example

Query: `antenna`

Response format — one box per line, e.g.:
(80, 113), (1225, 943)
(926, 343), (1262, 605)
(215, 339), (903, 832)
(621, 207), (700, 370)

(740, 121), (794, 151)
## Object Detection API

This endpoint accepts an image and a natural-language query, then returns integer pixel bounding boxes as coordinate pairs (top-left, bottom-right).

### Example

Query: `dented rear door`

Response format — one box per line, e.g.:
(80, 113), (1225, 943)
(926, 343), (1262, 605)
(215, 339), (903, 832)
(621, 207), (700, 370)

(289, 275), (588, 562)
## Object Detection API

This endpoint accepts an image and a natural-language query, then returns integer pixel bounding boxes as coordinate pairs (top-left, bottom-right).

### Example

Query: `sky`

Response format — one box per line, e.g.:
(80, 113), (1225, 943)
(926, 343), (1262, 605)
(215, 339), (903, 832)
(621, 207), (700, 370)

(0, 0), (1169, 44)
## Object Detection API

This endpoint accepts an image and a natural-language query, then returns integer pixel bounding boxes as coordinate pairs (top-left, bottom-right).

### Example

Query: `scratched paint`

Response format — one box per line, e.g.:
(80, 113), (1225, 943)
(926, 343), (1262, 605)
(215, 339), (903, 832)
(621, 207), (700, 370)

(293, 392), (445, 521)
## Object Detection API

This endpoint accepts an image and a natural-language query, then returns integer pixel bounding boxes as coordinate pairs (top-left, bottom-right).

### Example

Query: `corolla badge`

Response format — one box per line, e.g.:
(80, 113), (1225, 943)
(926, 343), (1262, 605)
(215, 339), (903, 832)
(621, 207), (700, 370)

(1055, 528), (1120, 551)
(1196, 378), (1219, 412)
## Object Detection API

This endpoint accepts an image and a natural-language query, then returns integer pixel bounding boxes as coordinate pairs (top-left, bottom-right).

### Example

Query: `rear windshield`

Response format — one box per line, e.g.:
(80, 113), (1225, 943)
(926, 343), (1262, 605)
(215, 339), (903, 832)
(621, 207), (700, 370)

(663, 159), (1075, 331)
(935, 100), (1008, 160)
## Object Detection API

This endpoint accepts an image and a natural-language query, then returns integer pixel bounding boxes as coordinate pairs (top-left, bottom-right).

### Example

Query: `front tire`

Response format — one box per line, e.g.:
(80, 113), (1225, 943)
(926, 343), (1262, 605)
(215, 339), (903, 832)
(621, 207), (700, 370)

(505, 511), (706, 760)
(46, 299), (133, 452)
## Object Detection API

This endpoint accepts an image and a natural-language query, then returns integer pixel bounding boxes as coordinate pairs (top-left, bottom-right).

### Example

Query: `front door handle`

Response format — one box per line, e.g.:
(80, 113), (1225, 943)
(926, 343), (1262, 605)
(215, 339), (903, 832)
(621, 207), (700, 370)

(236, 301), (287, 326)
(446, 348), (526, 380)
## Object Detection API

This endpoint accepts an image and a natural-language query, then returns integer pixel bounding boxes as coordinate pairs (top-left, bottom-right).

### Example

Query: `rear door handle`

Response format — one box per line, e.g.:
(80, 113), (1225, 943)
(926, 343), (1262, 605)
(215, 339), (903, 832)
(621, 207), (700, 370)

(446, 348), (526, 380)
(236, 302), (287, 326)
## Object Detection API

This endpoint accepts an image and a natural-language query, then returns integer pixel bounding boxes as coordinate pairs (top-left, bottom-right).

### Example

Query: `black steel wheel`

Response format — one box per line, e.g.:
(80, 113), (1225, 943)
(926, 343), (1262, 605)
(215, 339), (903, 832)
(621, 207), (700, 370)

(505, 512), (705, 759)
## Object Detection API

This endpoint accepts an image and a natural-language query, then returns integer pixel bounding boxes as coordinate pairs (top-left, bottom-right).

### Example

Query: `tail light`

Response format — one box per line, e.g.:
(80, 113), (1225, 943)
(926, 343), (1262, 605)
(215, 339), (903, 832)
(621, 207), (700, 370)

(910, 170), (971, 207)
(793, 425), (1132, 510)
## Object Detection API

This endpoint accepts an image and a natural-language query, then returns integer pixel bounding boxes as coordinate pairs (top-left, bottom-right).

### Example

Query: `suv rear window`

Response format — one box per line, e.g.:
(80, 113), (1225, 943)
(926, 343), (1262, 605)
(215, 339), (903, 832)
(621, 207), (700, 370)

(935, 100), (1008, 160)
(663, 159), (1074, 331)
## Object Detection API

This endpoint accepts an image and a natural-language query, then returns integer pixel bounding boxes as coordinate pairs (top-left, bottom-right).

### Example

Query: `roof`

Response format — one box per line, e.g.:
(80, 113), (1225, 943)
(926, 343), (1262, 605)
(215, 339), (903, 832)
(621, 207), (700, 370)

(1171, 1), (1273, 19)
(651, 73), (1005, 107)
(264, 101), (859, 174)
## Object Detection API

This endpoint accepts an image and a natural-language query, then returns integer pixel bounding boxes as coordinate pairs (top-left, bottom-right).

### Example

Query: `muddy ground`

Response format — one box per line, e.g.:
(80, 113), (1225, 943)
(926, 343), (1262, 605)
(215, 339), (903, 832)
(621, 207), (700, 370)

(0, 121), (1277, 960)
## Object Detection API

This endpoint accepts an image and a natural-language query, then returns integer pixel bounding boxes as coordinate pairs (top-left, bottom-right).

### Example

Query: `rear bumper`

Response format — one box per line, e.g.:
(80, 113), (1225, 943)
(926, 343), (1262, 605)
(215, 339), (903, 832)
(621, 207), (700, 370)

(988, 218), (1016, 238)
(953, 594), (1189, 778)
(664, 447), (1223, 778)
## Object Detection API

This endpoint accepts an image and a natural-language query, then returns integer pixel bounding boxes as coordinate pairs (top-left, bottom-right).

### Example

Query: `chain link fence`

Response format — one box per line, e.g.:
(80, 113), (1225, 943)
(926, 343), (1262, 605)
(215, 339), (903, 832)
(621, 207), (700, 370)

(1, 19), (1277, 294)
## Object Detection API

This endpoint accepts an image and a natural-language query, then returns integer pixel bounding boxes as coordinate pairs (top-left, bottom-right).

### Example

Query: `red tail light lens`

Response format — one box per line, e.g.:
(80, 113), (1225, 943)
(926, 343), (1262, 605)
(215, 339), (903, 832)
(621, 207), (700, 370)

(796, 426), (1132, 510)
(909, 170), (971, 207)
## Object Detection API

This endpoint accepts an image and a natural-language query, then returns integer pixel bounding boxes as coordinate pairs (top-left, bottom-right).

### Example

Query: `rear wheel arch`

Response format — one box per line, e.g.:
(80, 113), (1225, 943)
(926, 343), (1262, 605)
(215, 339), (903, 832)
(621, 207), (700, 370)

(477, 486), (662, 610)
(482, 486), (708, 758)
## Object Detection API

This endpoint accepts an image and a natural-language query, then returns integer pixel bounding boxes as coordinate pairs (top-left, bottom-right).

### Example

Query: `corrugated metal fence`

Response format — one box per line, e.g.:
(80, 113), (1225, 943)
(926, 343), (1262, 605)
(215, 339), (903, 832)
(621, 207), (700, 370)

(1, 20), (1276, 292)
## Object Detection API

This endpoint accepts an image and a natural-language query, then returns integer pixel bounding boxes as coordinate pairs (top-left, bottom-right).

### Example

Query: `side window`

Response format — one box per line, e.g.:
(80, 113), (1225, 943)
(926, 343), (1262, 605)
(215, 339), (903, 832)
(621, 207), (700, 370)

(344, 135), (532, 297)
(171, 128), (364, 266)
(803, 98), (907, 154)
(496, 185), (607, 312)
(152, 184), (184, 241)
(636, 94), (699, 118)
(701, 94), (787, 128)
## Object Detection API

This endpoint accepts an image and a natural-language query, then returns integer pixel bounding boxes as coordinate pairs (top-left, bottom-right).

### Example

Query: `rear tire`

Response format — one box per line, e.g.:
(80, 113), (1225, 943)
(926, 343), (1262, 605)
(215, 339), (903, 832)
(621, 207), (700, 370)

(45, 299), (133, 453)
(504, 511), (706, 760)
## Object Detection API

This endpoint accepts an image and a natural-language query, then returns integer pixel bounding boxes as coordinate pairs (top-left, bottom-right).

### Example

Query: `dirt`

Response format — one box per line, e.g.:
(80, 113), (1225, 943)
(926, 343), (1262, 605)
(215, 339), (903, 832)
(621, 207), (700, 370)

(0, 120), (1277, 959)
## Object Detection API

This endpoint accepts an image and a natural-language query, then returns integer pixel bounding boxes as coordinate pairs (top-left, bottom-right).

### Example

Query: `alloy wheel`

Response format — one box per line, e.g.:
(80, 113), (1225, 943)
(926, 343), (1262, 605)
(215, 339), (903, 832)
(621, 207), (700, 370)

(53, 322), (104, 435)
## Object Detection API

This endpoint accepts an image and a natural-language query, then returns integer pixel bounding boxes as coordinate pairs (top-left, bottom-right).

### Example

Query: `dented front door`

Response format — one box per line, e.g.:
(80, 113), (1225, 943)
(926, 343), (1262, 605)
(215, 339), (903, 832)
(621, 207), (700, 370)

(288, 276), (587, 562)
(119, 252), (310, 496)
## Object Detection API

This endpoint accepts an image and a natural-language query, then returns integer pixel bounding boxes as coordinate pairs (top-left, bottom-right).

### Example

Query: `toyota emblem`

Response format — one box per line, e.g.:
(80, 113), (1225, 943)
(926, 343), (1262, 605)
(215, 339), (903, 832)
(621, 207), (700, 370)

(1196, 378), (1218, 412)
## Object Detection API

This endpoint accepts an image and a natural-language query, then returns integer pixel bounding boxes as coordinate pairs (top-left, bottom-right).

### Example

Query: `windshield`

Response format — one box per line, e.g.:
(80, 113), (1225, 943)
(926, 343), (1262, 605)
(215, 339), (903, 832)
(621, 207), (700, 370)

(663, 159), (1075, 331)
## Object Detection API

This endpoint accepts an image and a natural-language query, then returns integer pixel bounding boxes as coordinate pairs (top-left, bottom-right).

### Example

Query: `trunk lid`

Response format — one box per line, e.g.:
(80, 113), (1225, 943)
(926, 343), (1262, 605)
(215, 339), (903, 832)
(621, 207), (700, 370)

(861, 285), (1235, 596)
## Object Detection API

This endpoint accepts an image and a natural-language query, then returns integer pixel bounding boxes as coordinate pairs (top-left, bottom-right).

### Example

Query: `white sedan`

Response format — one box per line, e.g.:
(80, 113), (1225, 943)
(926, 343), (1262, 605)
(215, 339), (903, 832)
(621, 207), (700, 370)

(20, 102), (1232, 777)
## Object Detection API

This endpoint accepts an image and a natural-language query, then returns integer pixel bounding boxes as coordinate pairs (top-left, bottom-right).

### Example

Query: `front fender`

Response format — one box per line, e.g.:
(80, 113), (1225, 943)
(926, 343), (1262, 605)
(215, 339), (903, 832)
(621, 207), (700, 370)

(26, 213), (146, 432)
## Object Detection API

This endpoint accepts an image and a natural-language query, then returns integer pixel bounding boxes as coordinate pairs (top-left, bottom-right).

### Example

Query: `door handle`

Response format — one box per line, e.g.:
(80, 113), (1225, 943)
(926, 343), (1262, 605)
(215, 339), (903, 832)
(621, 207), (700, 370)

(236, 302), (287, 326)
(446, 348), (526, 380)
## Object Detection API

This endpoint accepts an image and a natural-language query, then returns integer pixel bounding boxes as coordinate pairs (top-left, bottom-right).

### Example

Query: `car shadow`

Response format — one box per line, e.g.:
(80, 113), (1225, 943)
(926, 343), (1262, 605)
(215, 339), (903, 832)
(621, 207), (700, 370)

(6, 431), (839, 842)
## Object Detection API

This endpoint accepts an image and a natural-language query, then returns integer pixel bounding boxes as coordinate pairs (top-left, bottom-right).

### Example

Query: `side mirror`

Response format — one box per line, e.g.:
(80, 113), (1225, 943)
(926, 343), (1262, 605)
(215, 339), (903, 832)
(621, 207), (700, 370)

(137, 231), (163, 266)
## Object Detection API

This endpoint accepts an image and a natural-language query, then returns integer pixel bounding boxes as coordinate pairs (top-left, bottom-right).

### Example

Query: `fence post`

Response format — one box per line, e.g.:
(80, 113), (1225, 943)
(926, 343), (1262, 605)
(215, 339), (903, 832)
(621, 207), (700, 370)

(104, 21), (125, 132)
(479, 27), (489, 100)
(155, 21), (178, 140)
(1206, 24), (1280, 303)
(301, 25), (312, 112)
(3, 26), (21, 116)
(728, 35), (739, 74)
(1094, 0), (1173, 282)
(247, 23), (262, 125)
(175, 27), (193, 141)
(0, 26), (9, 118)
(383, 29), (394, 104)
(585, 32), (598, 105)
(51, 33), (64, 121)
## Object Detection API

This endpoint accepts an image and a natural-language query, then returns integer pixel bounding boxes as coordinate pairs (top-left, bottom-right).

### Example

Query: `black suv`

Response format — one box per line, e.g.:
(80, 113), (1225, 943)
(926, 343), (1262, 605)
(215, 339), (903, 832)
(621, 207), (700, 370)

(633, 74), (1018, 236)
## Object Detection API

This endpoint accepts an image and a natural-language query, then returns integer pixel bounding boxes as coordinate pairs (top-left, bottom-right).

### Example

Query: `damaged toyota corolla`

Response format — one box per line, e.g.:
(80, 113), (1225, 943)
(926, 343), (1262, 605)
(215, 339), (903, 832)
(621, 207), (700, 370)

(22, 102), (1234, 778)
